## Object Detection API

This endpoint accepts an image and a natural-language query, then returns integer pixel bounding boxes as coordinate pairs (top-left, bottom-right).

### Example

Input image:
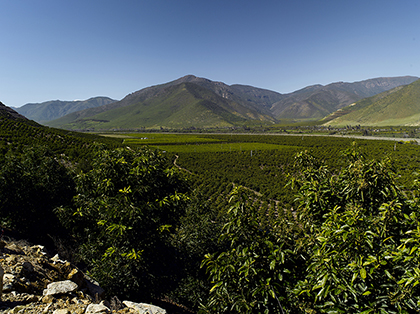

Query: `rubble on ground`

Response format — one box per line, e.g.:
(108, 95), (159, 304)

(0, 238), (167, 314)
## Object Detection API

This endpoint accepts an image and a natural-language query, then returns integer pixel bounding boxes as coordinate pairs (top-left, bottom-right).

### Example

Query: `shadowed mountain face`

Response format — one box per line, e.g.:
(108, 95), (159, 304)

(33, 75), (419, 130)
(324, 78), (420, 126)
(14, 97), (116, 123)
(0, 101), (28, 120)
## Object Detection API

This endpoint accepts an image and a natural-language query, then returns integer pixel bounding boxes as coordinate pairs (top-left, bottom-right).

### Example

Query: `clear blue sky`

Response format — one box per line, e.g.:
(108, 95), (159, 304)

(1, 0), (419, 107)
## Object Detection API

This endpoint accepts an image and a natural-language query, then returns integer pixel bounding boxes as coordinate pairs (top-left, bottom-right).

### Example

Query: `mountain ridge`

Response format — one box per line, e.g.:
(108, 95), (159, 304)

(46, 81), (277, 130)
(324, 79), (420, 126)
(271, 76), (419, 120)
(15, 74), (419, 130)
(14, 97), (116, 123)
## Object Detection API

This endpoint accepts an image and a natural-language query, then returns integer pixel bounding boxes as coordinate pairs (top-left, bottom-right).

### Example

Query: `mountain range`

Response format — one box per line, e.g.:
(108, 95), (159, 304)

(271, 76), (418, 120)
(8, 75), (420, 129)
(324, 78), (420, 126)
(13, 97), (116, 124)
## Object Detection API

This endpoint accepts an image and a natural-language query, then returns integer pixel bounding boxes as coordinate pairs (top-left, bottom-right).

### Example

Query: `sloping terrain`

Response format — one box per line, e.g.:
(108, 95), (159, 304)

(46, 79), (277, 130)
(168, 75), (285, 114)
(0, 101), (28, 121)
(324, 79), (420, 126)
(271, 76), (418, 120)
(42, 75), (419, 130)
(0, 101), (122, 159)
(14, 97), (116, 123)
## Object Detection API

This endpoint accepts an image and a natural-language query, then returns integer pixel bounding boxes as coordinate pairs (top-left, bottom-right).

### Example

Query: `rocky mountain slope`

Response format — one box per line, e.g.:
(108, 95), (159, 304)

(14, 97), (116, 123)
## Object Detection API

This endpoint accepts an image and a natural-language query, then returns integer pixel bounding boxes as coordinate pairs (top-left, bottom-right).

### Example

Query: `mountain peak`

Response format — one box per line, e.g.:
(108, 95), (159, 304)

(179, 74), (198, 81)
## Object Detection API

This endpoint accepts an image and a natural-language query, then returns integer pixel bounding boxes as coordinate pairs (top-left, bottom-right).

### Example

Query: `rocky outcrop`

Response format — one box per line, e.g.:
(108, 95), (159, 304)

(122, 301), (167, 314)
(0, 238), (167, 314)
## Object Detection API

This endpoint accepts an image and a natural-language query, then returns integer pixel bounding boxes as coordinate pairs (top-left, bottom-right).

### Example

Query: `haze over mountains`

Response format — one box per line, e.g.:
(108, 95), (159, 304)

(8, 75), (420, 129)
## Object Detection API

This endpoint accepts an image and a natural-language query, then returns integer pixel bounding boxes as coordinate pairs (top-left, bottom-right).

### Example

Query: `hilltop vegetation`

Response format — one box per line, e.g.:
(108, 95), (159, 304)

(0, 102), (122, 166)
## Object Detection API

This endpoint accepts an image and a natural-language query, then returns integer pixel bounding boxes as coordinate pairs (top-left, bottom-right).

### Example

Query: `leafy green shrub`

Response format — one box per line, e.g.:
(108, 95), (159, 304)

(169, 191), (225, 309)
(200, 187), (300, 314)
(0, 146), (75, 242)
(56, 146), (189, 301)
(291, 147), (420, 313)
(199, 145), (420, 313)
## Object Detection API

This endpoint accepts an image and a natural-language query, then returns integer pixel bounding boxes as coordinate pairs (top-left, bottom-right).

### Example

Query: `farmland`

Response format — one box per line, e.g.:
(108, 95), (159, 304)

(100, 132), (420, 210)
(4, 116), (420, 312)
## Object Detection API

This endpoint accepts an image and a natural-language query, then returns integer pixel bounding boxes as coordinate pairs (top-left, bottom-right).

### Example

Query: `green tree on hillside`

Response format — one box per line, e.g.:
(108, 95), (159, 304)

(291, 147), (420, 313)
(56, 146), (189, 301)
(0, 146), (75, 241)
(199, 145), (420, 313)
(201, 187), (301, 313)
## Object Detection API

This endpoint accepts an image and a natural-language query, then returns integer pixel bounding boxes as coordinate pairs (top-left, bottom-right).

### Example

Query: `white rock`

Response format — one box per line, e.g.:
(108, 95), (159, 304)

(3, 273), (15, 282)
(51, 254), (66, 264)
(123, 301), (166, 314)
(43, 280), (78, 296)
(85, 301), (111, 313)
(53, 309), (70, 314)
(31, 244), (45, 251)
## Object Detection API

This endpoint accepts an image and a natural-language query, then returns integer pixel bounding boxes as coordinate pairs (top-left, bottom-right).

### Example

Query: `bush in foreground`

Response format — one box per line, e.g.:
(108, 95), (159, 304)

(57, 146), (189, 301)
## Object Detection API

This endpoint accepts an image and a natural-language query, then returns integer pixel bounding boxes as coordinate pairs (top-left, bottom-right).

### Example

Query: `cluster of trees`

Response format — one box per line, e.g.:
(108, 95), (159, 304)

(0, 143), (216, 308)
(200, 146), (420, 313)
(3, 129), (420, 313)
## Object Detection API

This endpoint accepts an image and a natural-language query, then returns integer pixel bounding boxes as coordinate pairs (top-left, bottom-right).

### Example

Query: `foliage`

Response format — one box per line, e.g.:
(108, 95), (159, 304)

(56, 146), (189, 301)
(169, 190), (225, 309)
(196, 144), (420, 313)
(5, 121), (420, 313)
(200, 187), (300, 314)
(291, 146), (420, 313)
(0, 117), (123, 167)
(0, 146), (75, 241)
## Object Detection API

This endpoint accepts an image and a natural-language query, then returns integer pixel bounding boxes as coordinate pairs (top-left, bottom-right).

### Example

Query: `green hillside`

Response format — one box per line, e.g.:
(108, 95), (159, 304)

(14, 97), (116, 123)
(325, 79), (420, 126)
(0, 101), (122, 161)
(0, 102), (28, 121)
(44, 75), (419, 130)
(272, 76), (418, 120)
(47, 82), (275, 130)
